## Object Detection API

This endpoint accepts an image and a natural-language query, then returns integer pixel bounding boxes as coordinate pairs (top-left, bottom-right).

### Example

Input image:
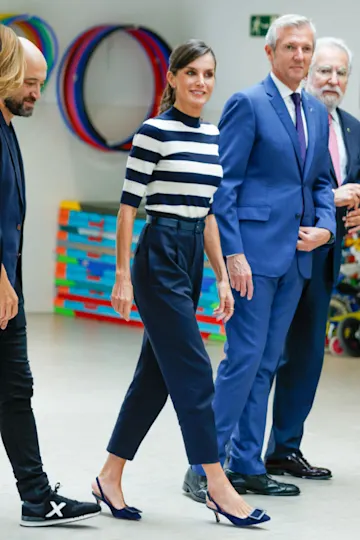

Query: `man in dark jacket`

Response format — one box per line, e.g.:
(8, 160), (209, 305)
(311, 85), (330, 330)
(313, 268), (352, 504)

(0, 37), (101, 527)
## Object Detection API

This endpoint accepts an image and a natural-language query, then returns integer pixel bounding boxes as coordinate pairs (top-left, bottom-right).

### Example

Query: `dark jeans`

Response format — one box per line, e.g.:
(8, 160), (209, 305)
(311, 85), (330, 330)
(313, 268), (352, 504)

(0, 302), (50, 502)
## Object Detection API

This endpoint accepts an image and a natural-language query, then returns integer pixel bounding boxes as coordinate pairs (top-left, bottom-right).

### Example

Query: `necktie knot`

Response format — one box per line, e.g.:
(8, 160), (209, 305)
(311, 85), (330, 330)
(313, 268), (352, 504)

(291, 92), (301, 106)
(328, 113), (333, 125)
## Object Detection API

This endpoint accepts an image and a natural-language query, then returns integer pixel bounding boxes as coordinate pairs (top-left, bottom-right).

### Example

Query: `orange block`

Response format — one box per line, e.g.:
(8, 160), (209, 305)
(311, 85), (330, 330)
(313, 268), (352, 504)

(58, 208), (70, 226)
(55, 262), (66, 279)
(57, 286), (69, 294)
(57, 230), (68, 241)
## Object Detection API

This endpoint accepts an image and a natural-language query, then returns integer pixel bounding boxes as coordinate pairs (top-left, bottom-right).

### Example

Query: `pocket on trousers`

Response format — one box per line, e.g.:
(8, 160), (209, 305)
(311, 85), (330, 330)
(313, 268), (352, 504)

(134, 224), (150, 257)
(146, 226), (181, 288)
(132, 225), (151, 291)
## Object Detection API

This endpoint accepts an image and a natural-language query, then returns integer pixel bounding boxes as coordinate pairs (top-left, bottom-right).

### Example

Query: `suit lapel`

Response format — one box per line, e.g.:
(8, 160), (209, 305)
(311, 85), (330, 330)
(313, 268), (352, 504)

(0, 112), (24, 207)
(329, 157), (338, 187)
(264, 75), (303, 173)
(12, 126), (26, 212)
(302, 92), (316, 179)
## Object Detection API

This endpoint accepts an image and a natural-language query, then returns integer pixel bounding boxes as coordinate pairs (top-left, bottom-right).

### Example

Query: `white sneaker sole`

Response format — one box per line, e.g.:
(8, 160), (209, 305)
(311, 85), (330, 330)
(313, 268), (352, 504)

(20, 510), (101, 527)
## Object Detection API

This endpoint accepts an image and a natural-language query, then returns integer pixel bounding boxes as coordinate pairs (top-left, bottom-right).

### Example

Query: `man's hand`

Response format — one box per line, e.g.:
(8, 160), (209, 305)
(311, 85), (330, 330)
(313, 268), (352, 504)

(226, 254), (253, 300)
(344, 208), (360, 234)
(0, 265), (18, 330)
(334, 184), (360, 208)
(297, 227), (331, 252)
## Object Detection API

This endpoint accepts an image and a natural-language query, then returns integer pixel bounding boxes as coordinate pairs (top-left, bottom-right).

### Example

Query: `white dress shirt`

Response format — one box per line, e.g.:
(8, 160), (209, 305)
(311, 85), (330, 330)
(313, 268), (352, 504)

(270, 72), (308, 147)
(330, 108), (347, 183)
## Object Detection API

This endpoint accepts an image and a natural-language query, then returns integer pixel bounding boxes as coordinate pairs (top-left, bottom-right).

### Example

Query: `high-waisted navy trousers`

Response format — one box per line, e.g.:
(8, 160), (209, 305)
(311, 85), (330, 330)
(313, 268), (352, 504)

(107, 216), (219, 465)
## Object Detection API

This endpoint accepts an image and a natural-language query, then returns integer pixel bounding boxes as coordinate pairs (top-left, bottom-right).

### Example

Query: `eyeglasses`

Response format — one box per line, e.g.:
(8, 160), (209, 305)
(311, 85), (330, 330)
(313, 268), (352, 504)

(315, 66), (348, 79)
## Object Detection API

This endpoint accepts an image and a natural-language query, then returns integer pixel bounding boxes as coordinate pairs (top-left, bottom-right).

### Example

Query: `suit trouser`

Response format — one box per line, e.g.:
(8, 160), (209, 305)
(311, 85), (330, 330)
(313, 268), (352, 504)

(107, 220), (219, 465)
(266, 248), (333, 459)
(0, 301), (50, 503)
(193, 255), (304, 477)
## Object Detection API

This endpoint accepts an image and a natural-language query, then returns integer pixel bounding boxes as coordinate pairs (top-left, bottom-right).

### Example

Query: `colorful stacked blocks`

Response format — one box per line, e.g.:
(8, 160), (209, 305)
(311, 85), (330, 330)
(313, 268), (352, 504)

(54, 201), (226, 342)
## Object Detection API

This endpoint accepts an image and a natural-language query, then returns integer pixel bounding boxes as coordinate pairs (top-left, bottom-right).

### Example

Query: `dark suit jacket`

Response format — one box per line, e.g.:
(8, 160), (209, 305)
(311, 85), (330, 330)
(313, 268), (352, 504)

(0, 110), (26, 324)
(327, 108), (360, 282)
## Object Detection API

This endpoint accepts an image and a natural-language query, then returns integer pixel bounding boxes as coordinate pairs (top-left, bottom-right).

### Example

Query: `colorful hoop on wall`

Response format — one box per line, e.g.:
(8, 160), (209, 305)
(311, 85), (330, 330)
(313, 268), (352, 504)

(56, 24), (172, 152)
(0, 13), (58, 87)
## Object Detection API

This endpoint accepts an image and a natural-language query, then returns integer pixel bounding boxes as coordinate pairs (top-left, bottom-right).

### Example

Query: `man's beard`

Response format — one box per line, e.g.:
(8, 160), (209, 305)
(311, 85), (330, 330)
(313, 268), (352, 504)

(4, 97), (35, 117)
(306, 82), (344, 111)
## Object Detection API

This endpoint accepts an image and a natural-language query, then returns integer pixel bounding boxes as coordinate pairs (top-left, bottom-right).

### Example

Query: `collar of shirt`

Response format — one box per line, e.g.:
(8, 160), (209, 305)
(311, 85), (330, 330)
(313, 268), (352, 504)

(270, 72), (303, 99)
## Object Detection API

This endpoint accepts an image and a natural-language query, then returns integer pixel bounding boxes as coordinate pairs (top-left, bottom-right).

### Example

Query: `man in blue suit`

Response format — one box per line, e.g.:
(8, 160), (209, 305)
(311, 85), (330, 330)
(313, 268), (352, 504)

(183, 14), (336, 500)
(0, 37), (100, 526)
(266, 37), (360, 479)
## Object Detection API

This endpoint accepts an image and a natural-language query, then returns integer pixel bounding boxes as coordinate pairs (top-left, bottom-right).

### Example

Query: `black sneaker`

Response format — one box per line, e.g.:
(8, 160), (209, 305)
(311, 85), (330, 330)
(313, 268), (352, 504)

(21, 483), (101, 527)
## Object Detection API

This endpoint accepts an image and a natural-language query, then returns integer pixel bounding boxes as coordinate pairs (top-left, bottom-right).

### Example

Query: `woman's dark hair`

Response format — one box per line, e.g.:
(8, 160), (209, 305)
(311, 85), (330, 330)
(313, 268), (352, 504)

(158, 39), (216, 114)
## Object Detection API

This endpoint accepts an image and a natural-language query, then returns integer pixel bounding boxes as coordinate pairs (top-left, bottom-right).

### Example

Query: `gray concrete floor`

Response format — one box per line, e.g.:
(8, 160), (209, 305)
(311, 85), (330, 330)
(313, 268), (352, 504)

(1, 314), (359, 539)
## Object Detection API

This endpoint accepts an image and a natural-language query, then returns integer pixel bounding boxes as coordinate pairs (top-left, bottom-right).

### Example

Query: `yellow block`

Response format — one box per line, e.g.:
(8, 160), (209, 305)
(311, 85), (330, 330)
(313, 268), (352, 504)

(60, 201), (81, 211)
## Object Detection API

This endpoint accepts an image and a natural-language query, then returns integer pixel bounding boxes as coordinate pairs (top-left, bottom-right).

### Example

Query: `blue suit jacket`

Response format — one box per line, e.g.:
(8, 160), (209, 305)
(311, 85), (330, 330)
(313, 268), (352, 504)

(329, 108), (360, 281)
(0, 111), (26, 294)
(213, 74), (336, 279)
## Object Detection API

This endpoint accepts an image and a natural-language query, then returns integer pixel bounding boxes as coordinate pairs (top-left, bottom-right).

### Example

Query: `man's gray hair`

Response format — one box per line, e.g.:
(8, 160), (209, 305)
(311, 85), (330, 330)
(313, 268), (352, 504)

(265, 14), (316, 49)
(310, 37), (353, 74)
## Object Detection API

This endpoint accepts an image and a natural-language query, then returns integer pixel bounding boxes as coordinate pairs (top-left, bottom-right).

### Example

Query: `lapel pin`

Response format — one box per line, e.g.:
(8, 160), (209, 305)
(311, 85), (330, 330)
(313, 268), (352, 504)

(347, 127), (351, 132)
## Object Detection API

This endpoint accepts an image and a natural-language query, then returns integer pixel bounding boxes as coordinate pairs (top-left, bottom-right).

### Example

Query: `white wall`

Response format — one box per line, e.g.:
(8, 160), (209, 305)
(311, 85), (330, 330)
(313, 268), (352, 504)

(4, 0), (186, 312)
(2, 0), (359, 311)
(181, 0), (360, 119)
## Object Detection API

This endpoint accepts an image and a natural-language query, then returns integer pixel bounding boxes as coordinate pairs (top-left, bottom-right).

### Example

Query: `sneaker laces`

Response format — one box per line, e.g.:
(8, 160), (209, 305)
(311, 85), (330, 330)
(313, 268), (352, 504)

(51, 482), (79, 504)
(53, 482), (62, 494)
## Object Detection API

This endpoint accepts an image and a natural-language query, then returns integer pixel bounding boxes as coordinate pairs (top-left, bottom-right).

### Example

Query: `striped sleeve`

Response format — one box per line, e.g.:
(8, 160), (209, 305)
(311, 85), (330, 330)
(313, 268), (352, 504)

(121, 122), (163, 208)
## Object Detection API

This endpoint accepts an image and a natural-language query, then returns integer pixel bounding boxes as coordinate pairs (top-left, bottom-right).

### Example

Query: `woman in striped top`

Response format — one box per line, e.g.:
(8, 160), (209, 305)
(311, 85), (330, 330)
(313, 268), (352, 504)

(92, 40), (270, 528)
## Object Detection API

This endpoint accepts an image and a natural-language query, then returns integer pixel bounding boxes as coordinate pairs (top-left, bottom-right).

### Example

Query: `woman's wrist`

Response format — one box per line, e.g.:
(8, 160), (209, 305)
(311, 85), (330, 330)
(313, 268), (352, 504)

(216, 276), (229, 287)
(115, 267), (131, 280)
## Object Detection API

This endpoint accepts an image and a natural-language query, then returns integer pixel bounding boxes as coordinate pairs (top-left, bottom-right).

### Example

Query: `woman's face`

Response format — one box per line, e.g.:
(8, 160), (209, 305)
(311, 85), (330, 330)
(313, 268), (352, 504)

(169, 52), (216, 115)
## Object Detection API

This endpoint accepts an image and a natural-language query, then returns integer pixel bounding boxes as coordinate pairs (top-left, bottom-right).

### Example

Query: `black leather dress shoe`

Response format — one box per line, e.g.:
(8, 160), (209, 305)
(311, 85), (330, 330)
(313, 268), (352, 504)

(226, 470), (300, 496)
(265, 452), (332, 480)
(182, 467), (207, 503)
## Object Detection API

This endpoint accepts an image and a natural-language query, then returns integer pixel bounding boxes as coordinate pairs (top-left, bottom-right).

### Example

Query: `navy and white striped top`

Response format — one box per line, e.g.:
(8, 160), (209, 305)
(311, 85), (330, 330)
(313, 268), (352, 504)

(120, 106), (223, 220)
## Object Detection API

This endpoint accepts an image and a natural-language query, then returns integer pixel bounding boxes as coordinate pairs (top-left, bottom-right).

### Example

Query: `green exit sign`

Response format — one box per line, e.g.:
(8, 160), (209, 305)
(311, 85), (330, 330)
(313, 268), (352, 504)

(250, 15), (279, 37)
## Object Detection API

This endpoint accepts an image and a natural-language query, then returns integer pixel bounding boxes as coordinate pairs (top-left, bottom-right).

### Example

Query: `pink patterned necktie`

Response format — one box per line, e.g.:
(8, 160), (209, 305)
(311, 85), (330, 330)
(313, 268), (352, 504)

(328, 114), (341, 186)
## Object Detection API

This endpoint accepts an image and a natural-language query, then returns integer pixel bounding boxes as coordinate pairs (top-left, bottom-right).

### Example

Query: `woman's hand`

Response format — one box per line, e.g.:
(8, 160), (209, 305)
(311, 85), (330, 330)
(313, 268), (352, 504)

(213, 280), (235, 323)
(111, 275), (134, 321)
